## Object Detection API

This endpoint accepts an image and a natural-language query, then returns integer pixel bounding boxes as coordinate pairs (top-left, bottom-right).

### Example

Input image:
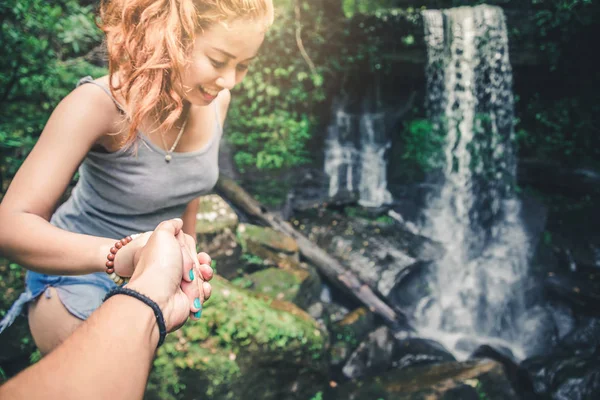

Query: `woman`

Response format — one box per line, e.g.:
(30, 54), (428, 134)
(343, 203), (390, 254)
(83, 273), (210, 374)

(0, 0), (274, 354)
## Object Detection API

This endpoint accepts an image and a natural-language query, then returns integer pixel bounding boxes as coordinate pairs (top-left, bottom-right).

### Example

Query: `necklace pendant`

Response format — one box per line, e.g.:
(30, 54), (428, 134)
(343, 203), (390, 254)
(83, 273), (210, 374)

(165, 154), (172, 163)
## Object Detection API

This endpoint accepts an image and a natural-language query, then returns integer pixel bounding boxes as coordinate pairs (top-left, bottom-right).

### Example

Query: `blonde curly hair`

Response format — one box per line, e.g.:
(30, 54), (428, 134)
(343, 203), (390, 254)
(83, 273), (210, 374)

(99, 0), (274, 143)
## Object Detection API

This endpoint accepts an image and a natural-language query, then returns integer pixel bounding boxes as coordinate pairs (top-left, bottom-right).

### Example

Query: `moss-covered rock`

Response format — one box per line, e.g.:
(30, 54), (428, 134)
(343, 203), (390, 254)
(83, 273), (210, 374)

(232, 264), (321, 310)
(237, 223), (299, 258)
(195, 195), (241, 278)
(147, 276), (329, 400)
(195, 194), (239, 235)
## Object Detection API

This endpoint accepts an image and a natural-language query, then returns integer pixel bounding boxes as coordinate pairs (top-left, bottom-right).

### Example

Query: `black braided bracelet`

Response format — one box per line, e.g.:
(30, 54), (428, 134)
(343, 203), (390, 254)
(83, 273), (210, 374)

(103, 287), (167, 348)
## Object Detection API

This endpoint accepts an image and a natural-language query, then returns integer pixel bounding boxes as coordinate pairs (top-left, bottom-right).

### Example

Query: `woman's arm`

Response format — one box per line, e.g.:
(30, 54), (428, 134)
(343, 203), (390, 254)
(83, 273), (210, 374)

(0, 83), (129, 275)
(181, 198), (199, 237)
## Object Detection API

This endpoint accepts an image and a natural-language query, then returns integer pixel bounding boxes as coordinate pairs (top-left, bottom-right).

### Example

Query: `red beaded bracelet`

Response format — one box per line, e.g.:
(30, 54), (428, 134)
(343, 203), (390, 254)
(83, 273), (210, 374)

(106, 236), (133, 285)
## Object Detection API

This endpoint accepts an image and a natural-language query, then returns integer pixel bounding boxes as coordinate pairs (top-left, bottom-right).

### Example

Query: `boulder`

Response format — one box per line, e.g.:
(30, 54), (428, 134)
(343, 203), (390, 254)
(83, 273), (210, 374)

(147, 276), (329, 400)
(544, 269), (600, 316)
(522, 347), (600, 400)
(195, 194), (241, 279)
(232, 264), (321, 310)
(329, 307), (376, 370)
(237, 223), (299, 260)
(330, 360), (517, 399)
(341, 326), (456, 381)
(293, 207), (444, 299)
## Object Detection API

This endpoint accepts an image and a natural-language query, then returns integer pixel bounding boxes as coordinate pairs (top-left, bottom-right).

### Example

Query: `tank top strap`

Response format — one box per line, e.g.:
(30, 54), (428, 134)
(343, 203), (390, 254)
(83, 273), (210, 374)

(77, 76), (126, 114)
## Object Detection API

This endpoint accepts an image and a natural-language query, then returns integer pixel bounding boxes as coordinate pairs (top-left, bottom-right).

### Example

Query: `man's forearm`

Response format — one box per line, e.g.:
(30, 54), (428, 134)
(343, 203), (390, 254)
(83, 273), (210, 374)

(0, 296), (159, 400)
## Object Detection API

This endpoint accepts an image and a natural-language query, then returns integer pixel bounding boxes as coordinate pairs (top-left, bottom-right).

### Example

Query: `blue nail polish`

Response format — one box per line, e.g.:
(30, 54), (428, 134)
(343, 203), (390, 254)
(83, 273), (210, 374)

(189, 270), (194, 281)
(194, 309), (202, 319)
(194, 298), (201, 308)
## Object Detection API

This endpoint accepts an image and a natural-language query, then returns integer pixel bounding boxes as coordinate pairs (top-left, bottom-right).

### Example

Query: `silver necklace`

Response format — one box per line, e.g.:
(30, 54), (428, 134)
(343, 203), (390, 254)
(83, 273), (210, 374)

(160, 118), (188, 163)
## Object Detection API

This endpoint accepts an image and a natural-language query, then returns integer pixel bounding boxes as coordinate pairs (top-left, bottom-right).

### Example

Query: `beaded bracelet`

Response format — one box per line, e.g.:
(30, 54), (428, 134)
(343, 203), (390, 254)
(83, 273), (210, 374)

(103, 287), (167, 348)
(105, 235), (137, 286)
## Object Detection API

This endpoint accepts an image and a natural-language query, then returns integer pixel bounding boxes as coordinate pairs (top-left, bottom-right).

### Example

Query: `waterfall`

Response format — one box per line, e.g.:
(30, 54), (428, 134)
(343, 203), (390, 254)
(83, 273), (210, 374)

(324, 99), (392, 208)
(414, 5), (532, 360)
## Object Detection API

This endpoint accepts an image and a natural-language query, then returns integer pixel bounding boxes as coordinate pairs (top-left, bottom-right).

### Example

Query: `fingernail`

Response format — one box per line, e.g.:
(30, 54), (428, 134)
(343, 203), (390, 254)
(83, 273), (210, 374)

(194, 309), (202, 319)
(194, 298), (201, 308)
(189, 270), (195, 281)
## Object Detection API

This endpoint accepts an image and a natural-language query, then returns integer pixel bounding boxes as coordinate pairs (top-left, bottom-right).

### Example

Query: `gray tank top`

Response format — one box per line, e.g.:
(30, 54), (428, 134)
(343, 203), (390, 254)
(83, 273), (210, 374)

(50, 76), (222, 238)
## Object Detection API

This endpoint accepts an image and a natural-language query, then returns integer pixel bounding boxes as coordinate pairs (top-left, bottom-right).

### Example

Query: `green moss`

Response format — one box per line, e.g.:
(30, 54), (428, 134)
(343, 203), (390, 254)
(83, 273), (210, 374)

(148, 277), (328, 399)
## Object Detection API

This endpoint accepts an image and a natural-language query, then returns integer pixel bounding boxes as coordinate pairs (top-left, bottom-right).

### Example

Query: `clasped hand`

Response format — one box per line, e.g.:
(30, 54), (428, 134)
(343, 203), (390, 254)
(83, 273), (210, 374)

(113, 219), (213, 331)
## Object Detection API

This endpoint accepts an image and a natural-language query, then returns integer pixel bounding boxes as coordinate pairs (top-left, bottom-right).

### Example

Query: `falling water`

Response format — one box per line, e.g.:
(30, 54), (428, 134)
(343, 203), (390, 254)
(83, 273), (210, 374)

(414, 5), (532, 360)
(324, 100), (392, 208)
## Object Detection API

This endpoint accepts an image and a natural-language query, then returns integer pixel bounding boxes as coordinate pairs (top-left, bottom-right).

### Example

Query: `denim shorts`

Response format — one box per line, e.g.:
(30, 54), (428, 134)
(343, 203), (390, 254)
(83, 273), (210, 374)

(0, 270), (116, 334)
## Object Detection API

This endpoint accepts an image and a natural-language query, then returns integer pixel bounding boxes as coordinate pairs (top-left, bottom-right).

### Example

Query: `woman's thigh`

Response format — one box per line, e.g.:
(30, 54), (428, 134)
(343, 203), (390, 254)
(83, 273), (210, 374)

(28, 287), (84, 355)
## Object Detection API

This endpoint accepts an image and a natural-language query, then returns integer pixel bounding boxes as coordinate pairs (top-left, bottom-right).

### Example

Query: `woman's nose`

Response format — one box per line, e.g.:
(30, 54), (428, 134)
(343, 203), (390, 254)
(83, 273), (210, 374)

(215, 68), (236, 90)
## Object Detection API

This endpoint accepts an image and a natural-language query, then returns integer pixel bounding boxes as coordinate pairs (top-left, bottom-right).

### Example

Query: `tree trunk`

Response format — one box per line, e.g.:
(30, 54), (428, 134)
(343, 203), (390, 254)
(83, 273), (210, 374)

(215, 175), (402, 326)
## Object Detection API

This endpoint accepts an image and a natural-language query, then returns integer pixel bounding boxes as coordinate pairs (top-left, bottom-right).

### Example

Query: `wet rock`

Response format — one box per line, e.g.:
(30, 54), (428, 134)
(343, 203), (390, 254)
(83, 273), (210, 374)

(521, 315), (600, 400)
(548, 303), (576, 341)
(470, 345), (536, 398)
(342, 326), (396, 379)
(294, 207), (443, 299)
(321, 302), (352, 327)
(329, 308), (376, 369)
(392, 337), (456, 371)
(147, 276), (329, 400)
(561, 317), (600, 350)
(544, 269), (600, 316)
(516, 305), (558, 358)
(521, 347), (600, 400)
(307, 302), (325, 320)
(341, 326), (455, 381)
(327, 189), (360, 209)
(387, 260), (435, 310)
(331, 360), (517, 400)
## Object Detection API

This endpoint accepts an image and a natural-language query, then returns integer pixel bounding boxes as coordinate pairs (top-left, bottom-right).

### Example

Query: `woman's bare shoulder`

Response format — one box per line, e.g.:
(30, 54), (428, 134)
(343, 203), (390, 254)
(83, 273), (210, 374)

(59, 75), (126, 139)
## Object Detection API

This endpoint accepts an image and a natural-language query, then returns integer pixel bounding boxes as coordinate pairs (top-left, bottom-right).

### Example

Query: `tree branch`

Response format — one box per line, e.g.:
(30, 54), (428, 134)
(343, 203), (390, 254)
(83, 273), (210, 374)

(294, 0), (317, 76)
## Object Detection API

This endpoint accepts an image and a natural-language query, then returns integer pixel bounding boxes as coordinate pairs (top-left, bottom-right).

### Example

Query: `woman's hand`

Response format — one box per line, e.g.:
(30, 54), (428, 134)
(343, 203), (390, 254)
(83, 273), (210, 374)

(114, 223), (213, 320)
(123, 219), (214, 330)
(174, 231), (213, 320)
(112, 231), (153, 278)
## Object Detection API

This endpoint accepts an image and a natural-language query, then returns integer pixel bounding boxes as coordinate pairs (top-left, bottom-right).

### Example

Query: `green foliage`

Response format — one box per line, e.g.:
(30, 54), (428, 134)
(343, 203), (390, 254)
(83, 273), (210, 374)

(226, 4), (326, 172)
(401, 118), (446, 172)
(148, 277), (327, 400)
(309, 391), (323, 400)
(344, 206), (393, 225)
(342, 0), (399, 18)
(240, 253), (265, 265)
(0, 0), (106, 185)
(475, 381), (490, 400)
(516, 95), (600, 165)
(517, 0), (600, 165)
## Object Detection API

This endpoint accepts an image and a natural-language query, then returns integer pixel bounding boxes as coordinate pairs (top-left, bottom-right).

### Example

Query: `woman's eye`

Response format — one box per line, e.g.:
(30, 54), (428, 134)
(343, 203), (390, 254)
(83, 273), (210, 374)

(237, 64), (249, 72)
(209, 58), (226, 68)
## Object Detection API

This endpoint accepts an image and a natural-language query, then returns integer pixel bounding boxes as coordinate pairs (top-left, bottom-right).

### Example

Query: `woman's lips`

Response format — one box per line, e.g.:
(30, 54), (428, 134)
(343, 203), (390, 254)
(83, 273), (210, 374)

(199, 85), (219, 101)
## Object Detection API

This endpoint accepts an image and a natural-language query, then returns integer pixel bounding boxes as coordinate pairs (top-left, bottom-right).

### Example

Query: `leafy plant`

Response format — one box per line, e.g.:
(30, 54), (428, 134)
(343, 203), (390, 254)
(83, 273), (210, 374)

(0, 0), (105, 187)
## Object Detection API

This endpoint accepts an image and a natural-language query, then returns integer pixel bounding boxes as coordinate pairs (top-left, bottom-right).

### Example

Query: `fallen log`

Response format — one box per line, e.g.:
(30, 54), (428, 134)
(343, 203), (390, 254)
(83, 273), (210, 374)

(215, 175), (401, 325)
